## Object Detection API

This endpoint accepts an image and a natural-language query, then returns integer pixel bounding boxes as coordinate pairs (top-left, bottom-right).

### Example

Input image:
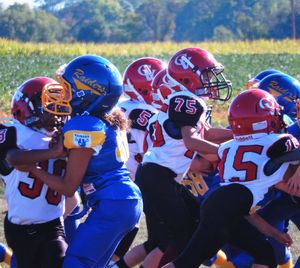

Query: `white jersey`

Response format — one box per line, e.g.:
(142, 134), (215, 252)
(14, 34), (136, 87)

(218, 133), (298, 206)
(143, 91), (207, 181)
(1, 120), (65, 224)
(117, 99), (157, 179)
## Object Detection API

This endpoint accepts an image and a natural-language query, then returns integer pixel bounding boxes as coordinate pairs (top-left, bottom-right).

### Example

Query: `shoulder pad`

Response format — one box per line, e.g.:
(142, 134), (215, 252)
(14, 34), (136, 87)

(168, 94), (205, 127)
(63, 116), (106, 149)
(0, 124), (17, 160)
(267, 134), (299, 159)
(129, 108), (156, 131)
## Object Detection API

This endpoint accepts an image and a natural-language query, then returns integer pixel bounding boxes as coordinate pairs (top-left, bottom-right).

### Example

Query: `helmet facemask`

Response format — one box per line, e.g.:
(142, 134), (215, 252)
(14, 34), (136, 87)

(177, 54), (232, 101)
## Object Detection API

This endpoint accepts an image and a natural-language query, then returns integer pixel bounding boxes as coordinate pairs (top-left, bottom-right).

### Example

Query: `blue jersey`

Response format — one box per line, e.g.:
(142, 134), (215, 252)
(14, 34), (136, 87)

(63, 115), (141, 202)
(181, 170), (220, 204)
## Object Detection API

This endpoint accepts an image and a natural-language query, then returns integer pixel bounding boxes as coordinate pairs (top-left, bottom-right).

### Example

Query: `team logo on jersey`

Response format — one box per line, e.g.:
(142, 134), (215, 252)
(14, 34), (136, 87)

(0, 129), (7, 144)
(73, 133), (91, 147)
(259, 97), (275, 113)
(137, 65), (155, 81)
(174, 53), (192, 70)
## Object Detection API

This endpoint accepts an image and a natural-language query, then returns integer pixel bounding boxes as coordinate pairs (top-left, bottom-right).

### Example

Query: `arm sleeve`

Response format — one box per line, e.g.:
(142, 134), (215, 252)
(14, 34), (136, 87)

(264, 134), (300, 175)
(0, 124), (17, 176)
(0, 124), (17, 160)
(62, 116), (106, 151)
(168, 95), (204, 127)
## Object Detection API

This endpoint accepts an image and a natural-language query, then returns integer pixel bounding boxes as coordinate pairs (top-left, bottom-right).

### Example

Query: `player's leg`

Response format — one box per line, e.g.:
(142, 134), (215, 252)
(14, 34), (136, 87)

(165, 184), (254, 268)
(4, 215), (40, 268)
(39, 218), (67, 268)
(228, 217), (276, 268)
(64, 192), (81, 244)
(63, 199), (142, 268)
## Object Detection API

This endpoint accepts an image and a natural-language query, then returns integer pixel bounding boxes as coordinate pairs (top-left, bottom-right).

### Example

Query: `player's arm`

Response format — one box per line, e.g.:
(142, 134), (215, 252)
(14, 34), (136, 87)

(26, 147), (94, 197)
(6, 132), (66, 166)
(182, 125), (219, 162)
(275, 164), (300, 197)
(264, 134), (299, 175)
(204, 126), (233, 144)
(24, 117), (106, 196)
(245, 213), (292, 247)
(6, 147), (64, 166)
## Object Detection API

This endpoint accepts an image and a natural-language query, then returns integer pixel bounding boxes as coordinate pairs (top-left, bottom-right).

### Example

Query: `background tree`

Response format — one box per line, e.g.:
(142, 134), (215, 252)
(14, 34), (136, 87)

(0, 3), (68, 42)
(1, 0), (299, 42)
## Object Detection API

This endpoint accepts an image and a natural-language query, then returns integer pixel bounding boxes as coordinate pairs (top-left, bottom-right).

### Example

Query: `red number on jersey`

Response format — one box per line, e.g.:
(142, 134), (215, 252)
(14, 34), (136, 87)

(137, 110), (152, 127)
(18, 159), (65, 205)
(219, 145), (263, 182)
(46, 159), (66, 205)
(150, 121), (165, 147)
(18, 161), (48, 199)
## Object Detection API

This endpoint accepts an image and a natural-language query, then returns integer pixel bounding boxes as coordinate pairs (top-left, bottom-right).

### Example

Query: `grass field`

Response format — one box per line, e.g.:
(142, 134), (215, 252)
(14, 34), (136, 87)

(0, 39), (300, 267)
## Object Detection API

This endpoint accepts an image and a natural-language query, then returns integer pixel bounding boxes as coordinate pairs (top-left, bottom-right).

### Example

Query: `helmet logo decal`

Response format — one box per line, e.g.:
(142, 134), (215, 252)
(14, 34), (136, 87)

(268, 80), (294, 102)
(73, 69), (106, 96)
(137, 65), (155, 81)
(0, 129), (7, 144)
(174, 54), (192, 70)
(259, 97), (275, 113)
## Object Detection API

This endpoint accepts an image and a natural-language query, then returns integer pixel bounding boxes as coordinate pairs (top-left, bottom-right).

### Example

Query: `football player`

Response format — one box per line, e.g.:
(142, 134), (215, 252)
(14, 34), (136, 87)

(22, 55), (143, 268)
(255, 73), (300, 268)
(1, 77), (68, 268)
(119, 57), (164, 180)
(221, 71), (300, 268)
(245, 69), (283, 90)
(162, 89), (297, 268)
(134, 47), (233, 268)
(110, 57), (164, 265)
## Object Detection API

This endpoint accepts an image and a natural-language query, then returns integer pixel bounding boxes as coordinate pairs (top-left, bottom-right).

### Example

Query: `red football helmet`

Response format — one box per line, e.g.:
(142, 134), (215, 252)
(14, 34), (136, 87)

(151, 69), (183, 108)
(11, 77), (65, 132)
(167, 47), (232, 101)
(123, 57), (166, 104)
(228, 89), (284, 137)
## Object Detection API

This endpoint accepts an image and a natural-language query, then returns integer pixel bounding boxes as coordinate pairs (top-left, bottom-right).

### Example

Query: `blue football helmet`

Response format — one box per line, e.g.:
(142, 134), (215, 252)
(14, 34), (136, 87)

(246, 69), (283, 89)
(258, 73), (300, 120)
(43, 55), (123, 116)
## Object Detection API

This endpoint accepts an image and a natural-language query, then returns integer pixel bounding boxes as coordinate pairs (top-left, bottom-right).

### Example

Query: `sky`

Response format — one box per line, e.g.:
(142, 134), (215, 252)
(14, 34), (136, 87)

(1, 0), (35, 8)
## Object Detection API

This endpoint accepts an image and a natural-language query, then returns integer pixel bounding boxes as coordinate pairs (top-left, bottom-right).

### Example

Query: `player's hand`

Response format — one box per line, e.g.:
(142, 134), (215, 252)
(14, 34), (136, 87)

(286, 167), (300, 196)
(49, 133), (67, 158)
(272, 231), (293, 247)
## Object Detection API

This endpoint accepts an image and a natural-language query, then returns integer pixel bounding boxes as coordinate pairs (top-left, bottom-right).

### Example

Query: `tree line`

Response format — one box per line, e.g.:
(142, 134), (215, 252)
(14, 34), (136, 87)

(0, 0), (299, 43)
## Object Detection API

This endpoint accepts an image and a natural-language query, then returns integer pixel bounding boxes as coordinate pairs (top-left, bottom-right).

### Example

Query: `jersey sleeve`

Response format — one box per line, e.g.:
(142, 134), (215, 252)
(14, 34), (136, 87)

(0, 124), (17, 160)
(267, 134), (299, 159)
(62, 116), (106, 150)
(128, 108), (156, 131)
(168, 94), (204, 127)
